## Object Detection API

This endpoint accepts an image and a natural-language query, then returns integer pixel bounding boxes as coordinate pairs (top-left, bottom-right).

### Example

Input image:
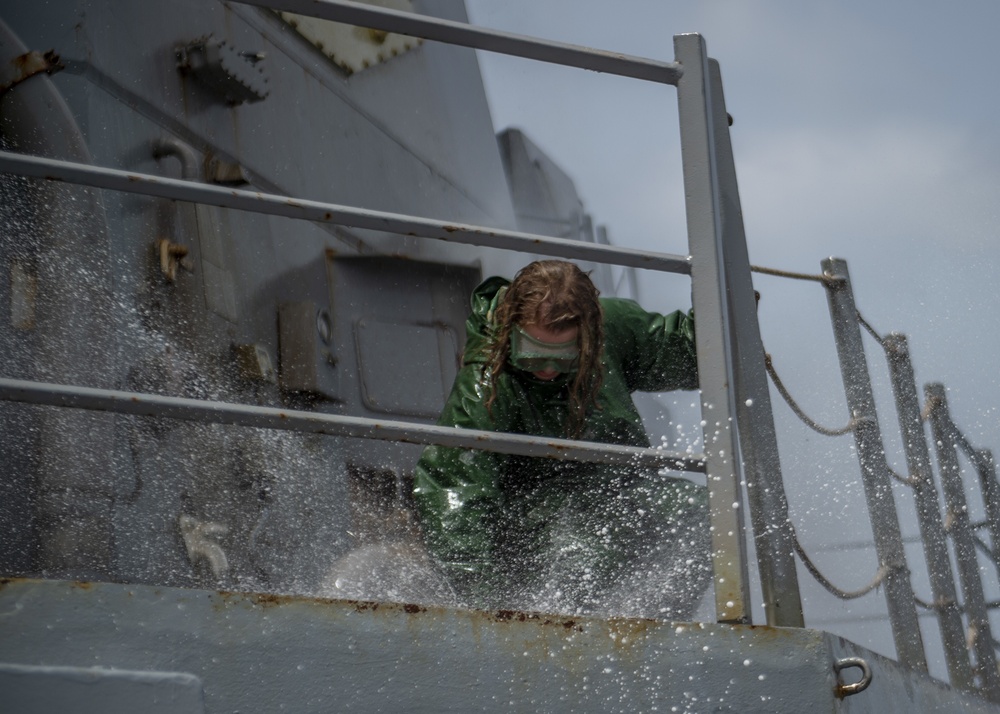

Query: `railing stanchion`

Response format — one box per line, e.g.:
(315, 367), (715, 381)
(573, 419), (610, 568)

(675, 33), (751, 624)
(974, 448), (1000, 570)
(925, 383), (1000, 699)
(884, 334), (971, 689)
(821, 257), (926, 672)
(707, 60), (803, 627)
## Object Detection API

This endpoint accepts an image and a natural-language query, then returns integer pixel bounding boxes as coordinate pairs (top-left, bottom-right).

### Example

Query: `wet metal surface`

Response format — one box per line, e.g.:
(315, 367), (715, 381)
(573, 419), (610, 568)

(0, 579), (825, 713)
(674, 33), (752, 625)
(0, 377), (705, 471)
(0, 150), (693, 274)
(0, 49), (63, 94)
(1, 578), (996, 713)
(235, 0), (683, 85)
(0, 662), (205, 714)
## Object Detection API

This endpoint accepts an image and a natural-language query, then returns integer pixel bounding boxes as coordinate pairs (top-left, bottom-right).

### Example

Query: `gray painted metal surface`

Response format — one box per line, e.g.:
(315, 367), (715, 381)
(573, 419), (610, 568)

(821, 257), (926, 671)
(0, 150), (693, 274)
(0, 663), (205, 714)
(4, 0), (1000, 710)
(236, 0), (683, 84)
(884, 333), (972, 690)
(3, 577), (997, 714)
(0, 0), (529, 599)
(0, 13), (119, 582)
(978, 449), (1000, 578)
(674, 33), (751, 625)
(925, 383), (1000, 698)
(0, 377), (704, 473)
(706, 58), (804, 628)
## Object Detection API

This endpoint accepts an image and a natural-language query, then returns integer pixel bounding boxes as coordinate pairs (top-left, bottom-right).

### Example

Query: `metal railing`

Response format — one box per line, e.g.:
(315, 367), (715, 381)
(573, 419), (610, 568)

(0, 378), (703, 472)
(0, 151), (691, 274)
(0, 0), (802, 632)
(13, 1), (1000, 700)
(755, 258), (1000, 699)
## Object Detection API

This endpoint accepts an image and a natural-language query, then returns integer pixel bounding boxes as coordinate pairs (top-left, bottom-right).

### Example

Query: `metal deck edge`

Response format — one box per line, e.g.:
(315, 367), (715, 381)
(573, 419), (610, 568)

(0, 578), (994, 713)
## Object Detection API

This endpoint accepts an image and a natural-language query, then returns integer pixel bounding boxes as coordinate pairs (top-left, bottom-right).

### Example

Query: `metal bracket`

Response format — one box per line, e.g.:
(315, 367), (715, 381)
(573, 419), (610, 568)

(0, 50), (64, 96)
(233, 343), (278, 384)
(176, 36), (269, 105)
(205, 154), (250, 186)
(157, 239), (192, 282)
(178, 514), (229, 578)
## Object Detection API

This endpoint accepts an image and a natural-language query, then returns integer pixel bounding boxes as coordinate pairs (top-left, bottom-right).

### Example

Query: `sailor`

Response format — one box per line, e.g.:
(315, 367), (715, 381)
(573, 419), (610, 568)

(413, 260), (710, 616)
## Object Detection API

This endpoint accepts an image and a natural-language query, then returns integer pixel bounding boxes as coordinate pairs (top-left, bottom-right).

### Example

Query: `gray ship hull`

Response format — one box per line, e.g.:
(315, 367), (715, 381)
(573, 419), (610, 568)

(3, 577), (994, 713)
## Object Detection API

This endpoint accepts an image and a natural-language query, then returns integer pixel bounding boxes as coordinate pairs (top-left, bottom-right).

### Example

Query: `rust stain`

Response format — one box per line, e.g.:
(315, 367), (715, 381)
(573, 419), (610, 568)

(351, 601), (381, 612)
(202, 586), (592, 636)
(606, 616), (657, 643)
(487, 609), (583, 633)
(13, 53), (33, 71)
(14, 49), (60, 72)
(2, 50), (64, 94)
(215, 589), (310, 610)
(726, 622), (797, 644)
(247, 592), (290, 607)
(70, 581), (93, 590)
(493, 609), (531, 623)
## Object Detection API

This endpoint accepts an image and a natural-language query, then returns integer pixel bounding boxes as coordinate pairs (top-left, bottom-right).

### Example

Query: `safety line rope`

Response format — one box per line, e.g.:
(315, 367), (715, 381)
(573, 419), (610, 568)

(791, 526), (887, 600)
(887, 465), (919, 487)
(750, 264), (843, 287)
(914, 594), (960, 612)
(764, 353), (857, 436)
(974, 534), (997, 563)
(857, 310), (886, 347)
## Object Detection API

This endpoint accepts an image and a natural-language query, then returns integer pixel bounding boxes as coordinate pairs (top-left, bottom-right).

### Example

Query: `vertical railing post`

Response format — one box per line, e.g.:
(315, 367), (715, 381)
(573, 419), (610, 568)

(706, 59), (803, 627)
(884, 334), (972, 689)
(821, 257), (927, 672)
(674, 32), (751, 624)
(925, 383), (1000, 699)
(974, 448), (1000, 569)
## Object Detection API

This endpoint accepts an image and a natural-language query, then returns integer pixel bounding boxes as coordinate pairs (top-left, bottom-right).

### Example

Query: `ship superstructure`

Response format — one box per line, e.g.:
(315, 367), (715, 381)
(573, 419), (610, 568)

(2, 1), (1000, 711)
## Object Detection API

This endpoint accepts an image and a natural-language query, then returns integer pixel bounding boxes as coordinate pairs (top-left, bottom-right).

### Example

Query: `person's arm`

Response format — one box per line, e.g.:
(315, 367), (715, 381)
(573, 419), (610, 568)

(602, 298), (698, 392)
(412, 364), (507, 607)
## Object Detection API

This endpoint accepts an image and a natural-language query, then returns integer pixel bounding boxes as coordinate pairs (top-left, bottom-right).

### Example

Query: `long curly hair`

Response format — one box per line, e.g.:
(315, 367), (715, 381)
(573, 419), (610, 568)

(483, 260), (604, 437)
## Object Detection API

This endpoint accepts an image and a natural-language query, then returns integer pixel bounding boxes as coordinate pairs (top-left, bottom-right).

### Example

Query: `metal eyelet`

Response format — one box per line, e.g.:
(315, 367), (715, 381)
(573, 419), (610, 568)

(834, 657), (872, 698)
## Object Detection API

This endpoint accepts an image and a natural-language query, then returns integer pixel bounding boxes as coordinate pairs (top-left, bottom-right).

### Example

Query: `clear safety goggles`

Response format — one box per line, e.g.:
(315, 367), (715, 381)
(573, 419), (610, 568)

(509, 325), (580, 374)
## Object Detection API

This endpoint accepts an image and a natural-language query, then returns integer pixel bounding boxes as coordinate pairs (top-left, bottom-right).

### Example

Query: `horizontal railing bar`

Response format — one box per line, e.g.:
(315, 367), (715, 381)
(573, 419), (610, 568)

(236, 0), (683, 85)
(0, 151), (692, 274)
(0, 378), (706, 473)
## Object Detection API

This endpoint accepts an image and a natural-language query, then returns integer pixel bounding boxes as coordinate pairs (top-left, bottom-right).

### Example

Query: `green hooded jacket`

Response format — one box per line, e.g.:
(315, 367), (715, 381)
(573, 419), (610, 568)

(413, 276), (705, 611)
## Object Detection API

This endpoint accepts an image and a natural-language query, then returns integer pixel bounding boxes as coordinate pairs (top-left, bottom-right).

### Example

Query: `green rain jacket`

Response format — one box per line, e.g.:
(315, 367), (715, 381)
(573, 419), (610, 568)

(413, 276), (704, 611)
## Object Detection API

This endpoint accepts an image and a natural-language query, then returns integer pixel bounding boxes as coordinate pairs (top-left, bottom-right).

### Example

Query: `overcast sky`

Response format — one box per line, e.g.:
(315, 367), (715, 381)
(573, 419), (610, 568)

(463, 0), (1000, 668)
